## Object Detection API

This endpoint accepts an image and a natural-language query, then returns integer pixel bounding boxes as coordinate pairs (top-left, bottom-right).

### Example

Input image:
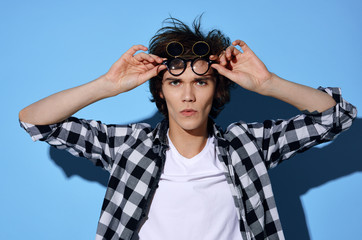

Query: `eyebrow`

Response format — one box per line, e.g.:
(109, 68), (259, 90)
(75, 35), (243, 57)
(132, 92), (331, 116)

(164, 75), (215, 82)
(164, 77), (180, 81)
(195, 76), (214, 81)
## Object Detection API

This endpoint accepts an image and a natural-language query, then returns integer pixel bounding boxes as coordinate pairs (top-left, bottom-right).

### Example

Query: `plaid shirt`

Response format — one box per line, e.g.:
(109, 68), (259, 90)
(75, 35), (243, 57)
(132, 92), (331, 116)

(21, 87), (356, 240)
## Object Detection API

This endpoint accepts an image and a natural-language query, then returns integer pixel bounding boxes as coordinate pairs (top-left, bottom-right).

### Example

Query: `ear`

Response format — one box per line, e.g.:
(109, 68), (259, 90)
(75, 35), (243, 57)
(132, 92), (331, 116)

(159, 90), (164, 99)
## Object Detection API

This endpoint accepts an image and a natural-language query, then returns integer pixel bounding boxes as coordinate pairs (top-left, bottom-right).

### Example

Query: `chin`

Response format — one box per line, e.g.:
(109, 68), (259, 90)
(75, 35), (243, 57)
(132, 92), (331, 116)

(176, 118), (207, 132)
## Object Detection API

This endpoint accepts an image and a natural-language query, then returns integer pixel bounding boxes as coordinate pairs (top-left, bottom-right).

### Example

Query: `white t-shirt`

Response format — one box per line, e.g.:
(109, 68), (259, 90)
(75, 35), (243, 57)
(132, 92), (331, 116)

(138, 135), (243, 240)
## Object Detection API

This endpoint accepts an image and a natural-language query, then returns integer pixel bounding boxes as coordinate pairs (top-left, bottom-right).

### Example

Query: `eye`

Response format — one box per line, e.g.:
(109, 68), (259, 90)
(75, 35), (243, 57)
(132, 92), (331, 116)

(196, 80), (207, 86)
(170, 80), (180, 86)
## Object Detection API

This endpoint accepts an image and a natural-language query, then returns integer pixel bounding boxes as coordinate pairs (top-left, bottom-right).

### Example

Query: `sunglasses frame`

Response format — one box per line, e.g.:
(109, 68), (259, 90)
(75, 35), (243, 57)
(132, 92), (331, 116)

(162, 57), (215, 76)
(165, 41), (210, 58)
(163, 41), (214, 76)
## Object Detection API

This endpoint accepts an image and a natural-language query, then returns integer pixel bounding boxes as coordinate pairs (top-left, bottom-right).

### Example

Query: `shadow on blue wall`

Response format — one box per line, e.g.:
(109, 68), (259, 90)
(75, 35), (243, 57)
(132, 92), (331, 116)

(49, 86), (361, 240)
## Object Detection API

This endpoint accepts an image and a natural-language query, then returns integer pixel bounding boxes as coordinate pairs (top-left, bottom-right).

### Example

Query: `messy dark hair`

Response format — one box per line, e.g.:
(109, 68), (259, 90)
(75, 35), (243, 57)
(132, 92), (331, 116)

(149, 16), (234, 118)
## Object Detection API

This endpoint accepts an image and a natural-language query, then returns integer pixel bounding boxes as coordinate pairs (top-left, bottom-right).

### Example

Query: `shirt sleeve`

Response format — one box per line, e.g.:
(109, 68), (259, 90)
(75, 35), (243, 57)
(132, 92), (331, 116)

(243, 87), (357, 169)
(20, 117), (140, 172)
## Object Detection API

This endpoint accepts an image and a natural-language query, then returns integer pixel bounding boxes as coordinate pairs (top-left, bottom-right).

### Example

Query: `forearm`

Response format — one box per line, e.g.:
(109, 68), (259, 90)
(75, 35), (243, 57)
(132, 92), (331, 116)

(258, 73), (337, 113)
(19, 75), (112, 125)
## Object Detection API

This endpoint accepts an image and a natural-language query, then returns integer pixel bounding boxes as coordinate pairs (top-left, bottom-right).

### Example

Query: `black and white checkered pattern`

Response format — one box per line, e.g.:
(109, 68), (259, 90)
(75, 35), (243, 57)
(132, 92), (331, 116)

(20, 87), (357, 240)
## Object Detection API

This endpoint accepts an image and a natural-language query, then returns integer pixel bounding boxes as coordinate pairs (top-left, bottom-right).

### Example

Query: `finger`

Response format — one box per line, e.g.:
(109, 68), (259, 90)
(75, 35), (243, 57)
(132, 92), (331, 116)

(231, 47), (241, 57)
(232, 40), (249, 53)
(125, 44), (148, 56)
(134, 65), (165, 88)
(134, 52), (156, 63)
(210, 54), (226, 65)
(218, 51), (228, 66)
(225, 47), (233, 61)
(157, 64), (167, 73)
(137, 54), (165, 65)
(142, 65), (167, 81)
(209, 55), (218, 61)
(211, 64), (233, 79)
(225, 46), (240, 61)
(220, 55), (228, 66)
(141, 61), (159, 70)
(149, 54), (164, 64)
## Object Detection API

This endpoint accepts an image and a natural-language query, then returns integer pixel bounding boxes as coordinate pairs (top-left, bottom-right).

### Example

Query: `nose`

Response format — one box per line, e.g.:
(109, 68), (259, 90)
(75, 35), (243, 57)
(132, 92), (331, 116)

(182, 84), (195, 102)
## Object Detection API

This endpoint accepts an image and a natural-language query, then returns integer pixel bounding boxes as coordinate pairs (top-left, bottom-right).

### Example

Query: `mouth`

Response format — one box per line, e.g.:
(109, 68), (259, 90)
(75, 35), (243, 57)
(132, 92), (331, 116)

(180, 109), (197, 117)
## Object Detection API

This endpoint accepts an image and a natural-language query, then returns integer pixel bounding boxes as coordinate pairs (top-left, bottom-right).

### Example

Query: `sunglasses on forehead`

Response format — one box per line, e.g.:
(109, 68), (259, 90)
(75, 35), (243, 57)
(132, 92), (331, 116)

(162, 41), (215, 76)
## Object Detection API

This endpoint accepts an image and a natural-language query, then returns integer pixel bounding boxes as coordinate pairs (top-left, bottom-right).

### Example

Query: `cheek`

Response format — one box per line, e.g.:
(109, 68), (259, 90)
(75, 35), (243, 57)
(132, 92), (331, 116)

(207, 85), (217, 102)
(160, 88), (176, 110)
(198, 91), (215, 111)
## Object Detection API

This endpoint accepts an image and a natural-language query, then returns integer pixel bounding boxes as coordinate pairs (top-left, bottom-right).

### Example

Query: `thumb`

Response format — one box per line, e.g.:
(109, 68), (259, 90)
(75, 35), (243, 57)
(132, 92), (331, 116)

(211, 64), (233, 79)
(142, 65), (166, 81)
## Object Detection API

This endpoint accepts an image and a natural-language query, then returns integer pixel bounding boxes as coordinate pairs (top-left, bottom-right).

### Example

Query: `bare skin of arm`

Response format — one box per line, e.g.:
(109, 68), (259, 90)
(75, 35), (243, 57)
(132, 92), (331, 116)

(19, 45), (166, 125)
(211, 40), (336, 113)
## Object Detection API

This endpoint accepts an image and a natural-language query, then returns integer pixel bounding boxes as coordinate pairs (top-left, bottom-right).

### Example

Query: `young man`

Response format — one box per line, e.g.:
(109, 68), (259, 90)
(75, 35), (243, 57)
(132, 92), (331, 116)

(19, 18), (356, 240)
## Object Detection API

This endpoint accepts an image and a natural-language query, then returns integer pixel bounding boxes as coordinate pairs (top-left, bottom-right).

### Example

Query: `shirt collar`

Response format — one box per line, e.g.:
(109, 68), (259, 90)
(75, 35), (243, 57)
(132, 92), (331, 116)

(151, 118), (169, 146)
(151, 118), (225, 146)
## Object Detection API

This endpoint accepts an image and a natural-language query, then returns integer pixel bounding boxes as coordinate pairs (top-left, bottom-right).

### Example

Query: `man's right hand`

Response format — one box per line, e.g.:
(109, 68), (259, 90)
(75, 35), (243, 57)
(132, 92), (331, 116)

(102, 45), (166, 97)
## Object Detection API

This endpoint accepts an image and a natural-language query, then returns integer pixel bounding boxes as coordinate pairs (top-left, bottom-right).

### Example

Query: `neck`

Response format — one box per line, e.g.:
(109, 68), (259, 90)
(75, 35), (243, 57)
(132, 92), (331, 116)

(168, 121), (209, 159)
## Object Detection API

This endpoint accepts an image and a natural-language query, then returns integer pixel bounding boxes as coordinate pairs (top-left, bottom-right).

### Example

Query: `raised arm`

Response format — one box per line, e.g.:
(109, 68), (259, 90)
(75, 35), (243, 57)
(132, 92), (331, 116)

(210, 40), (336, 113)
(19, 45), (166, 125)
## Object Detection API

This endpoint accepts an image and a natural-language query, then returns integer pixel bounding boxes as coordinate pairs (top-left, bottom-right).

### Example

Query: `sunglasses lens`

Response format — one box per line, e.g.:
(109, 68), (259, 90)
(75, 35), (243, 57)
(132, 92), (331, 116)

(192, 58), (209, 75)
(168, 58), (185, 75)
(193, 41), (210, 56)
(167, 42), (183, 57)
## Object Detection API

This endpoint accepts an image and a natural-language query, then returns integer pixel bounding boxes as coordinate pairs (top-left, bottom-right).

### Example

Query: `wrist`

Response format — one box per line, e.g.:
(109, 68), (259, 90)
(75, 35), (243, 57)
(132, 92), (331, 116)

(93, 75), (121, 99)
(255, 72), (278, 96)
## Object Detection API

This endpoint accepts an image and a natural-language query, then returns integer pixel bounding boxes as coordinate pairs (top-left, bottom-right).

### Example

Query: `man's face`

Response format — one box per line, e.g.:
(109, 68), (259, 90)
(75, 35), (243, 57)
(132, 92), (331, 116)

(161, 64), (216, 134)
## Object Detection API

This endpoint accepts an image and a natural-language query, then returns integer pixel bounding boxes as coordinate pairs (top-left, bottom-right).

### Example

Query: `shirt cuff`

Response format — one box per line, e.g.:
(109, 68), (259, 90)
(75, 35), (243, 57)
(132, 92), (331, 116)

(302, 87), (357, 139)
(19, 120), (63, 142)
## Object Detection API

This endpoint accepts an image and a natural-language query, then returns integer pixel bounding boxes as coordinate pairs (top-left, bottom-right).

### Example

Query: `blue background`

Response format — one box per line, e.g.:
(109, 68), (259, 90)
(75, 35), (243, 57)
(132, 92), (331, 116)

(1, 0), (361, 239)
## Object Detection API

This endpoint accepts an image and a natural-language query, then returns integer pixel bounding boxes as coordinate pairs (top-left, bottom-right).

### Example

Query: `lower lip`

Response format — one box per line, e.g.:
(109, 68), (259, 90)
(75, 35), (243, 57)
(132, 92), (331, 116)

(181, 111), (197, 117)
